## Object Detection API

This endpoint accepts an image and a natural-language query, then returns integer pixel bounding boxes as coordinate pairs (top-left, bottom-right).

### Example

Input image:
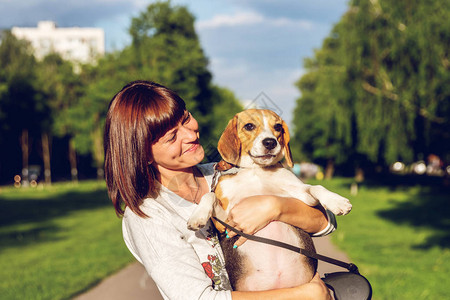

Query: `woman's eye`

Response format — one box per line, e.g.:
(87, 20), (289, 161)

(183, 112), (191, 124)
(274, 124), (283, 132)
(168, 133), (177, 142)
(244, 123), (256, 131)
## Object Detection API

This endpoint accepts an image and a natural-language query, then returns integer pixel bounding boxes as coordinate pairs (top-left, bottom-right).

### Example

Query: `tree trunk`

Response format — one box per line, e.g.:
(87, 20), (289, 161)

(41, 132), (52, 185)
(350, 182), (359, 196)
(69, 138), (78, 182)
(92, 122), (104, 179)
(20, 129), (29, 186)
(324, 159), (335, 179)
(355, 166), (365, 182)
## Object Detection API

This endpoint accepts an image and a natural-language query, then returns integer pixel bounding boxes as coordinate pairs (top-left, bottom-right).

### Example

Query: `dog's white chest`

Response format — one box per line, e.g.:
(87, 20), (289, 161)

(219, 168), (290, 204)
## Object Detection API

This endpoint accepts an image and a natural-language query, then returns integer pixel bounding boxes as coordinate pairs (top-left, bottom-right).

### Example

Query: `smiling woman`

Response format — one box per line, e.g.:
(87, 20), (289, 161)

(104, 80), (188, 217)
(103, 80), (333, 300)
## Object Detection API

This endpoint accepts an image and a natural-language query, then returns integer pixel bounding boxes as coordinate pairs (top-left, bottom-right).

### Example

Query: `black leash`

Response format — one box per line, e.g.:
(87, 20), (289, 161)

(213, 217), (360, 274)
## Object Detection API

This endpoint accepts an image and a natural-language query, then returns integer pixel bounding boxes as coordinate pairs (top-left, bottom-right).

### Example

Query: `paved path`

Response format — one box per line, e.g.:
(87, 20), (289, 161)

(73, 235), (349, 300)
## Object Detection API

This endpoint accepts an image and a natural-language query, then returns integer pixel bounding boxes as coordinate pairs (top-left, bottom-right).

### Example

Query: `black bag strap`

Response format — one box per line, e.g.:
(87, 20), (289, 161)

(213, 217), (360, 274)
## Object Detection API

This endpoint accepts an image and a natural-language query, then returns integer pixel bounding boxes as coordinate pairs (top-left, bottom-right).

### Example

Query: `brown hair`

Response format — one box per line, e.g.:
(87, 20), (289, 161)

(104, 80), (186, 217)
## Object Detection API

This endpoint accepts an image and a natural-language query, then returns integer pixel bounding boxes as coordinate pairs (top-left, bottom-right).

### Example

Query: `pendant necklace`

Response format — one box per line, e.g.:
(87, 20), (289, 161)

(191, 167), (201, 204)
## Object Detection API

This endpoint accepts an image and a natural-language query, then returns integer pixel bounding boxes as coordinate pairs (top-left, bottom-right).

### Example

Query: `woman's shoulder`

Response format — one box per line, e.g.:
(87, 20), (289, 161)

(123, 196), (167, 223)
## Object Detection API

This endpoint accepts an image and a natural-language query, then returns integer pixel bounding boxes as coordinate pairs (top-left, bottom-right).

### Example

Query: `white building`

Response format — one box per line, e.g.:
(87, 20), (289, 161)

(11, 21), (104, 64)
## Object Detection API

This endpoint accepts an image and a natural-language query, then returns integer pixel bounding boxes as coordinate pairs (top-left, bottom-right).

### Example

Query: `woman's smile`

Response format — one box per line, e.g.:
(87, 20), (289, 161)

(184, 142), (200, 154)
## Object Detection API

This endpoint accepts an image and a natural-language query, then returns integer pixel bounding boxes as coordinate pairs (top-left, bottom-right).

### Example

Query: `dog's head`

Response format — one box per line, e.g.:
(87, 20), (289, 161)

(217, 109), (293, 168)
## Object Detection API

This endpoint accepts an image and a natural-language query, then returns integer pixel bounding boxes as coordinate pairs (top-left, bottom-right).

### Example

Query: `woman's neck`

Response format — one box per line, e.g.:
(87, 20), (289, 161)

(158, 167), (194, 189)
(156, 166), (204, 203)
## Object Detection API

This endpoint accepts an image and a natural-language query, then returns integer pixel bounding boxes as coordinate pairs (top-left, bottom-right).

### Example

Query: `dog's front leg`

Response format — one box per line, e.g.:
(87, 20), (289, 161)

(308, 185), (352, 216)
(187, 192), (217, 231)
(274, 169), (351, 215)
(275, 169), (322, 207)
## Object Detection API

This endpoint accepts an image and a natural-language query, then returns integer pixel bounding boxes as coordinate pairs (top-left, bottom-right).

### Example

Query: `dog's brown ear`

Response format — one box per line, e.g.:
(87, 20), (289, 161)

(282, 120), (294, 168)
(218, 115), (241, 165)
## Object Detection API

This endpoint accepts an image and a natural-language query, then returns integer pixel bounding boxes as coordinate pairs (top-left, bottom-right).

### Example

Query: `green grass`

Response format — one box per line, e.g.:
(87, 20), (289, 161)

(308, 178), (450, 300)
(0, 181), (134, 300)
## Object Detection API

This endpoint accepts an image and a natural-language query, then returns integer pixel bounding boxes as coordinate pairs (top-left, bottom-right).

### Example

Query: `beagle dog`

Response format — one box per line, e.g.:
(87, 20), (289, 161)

(188, 109), (352, 291)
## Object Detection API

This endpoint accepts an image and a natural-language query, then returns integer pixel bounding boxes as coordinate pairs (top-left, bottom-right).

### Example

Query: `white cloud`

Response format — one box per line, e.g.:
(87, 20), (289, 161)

(197, 11), (264, 29)
(197, 11), (314, 31)
(271, 17), (313, 29)
(209, 57), (250, 79)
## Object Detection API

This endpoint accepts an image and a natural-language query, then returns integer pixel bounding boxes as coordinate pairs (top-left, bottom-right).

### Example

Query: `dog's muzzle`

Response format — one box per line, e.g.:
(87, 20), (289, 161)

(262, 138), (277, 150)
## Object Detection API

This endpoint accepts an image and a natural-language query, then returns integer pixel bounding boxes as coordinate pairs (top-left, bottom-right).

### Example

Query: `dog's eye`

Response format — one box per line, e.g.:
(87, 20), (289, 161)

(274, 124), (283, 132)
(244, 123), (256, 131)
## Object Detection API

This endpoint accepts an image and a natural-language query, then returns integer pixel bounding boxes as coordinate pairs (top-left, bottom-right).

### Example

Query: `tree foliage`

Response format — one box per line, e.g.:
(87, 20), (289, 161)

(0, 32), (51, 182)
(0, 32), (46, 137)
(0, 1), (243, 183)
(293, 0), (450, 176)
(127, 1), (215, 138)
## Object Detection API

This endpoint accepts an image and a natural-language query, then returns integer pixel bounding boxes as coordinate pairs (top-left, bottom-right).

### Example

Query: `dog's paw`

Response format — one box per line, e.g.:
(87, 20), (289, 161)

(309, 185), (352, 216)
(321, 195), (352, 216)
(187, 207), (212, 231)
(187, 218), (207, 231)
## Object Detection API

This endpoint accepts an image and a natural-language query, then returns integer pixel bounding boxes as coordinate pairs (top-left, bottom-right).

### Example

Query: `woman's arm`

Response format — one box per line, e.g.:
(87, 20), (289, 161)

(225, 195), (331, 247)
(277, 196), (329, 233)
(232, 272), (332, 300)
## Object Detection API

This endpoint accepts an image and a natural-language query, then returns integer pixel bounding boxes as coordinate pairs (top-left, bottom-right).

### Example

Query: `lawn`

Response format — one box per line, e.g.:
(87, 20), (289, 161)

(1, 178), (449, 300)
(0, 181), (134, 300)
(309, 177), (450, 300)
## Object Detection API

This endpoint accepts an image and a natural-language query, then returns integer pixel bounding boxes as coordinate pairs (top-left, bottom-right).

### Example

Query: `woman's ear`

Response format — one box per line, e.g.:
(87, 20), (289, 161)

(282, 120), (293, 168)
(217, 115), (241, 165)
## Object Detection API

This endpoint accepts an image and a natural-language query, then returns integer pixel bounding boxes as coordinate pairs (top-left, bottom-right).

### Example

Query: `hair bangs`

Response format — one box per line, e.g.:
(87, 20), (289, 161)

(143, 87), (186, 143)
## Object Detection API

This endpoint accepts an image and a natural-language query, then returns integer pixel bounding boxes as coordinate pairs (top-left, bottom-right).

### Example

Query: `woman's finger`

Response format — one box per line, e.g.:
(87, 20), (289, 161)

(234, 236), (248, 247)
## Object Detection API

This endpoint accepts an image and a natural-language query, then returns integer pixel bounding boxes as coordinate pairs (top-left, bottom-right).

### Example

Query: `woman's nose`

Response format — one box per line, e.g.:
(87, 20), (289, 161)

(179, 123), (198, 141)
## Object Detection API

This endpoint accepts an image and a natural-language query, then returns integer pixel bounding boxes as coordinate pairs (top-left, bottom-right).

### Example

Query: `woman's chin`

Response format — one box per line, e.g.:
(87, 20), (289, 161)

(187, 144), (205, 165)
(194, 146), (205, 163)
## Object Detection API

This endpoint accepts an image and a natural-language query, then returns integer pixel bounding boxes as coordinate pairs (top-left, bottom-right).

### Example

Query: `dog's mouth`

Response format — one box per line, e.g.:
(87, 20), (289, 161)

(248, 152), (276, 159)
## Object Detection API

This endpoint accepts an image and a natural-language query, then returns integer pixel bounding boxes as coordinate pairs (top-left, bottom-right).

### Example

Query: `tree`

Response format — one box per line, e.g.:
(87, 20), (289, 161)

(68, 55), (126, 179)
(293, 0), (450, 178)
(0, 32), (50, 184)
(128, 1), (215, 140)
(37, 53), (83, 182)
(204, 86), (243, 160)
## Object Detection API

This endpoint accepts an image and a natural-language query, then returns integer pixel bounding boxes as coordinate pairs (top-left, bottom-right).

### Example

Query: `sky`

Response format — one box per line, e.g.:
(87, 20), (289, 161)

(0, 0), (349, 126)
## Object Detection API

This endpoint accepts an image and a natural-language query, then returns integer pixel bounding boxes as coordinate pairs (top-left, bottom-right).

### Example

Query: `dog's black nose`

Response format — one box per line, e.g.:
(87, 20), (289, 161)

(262, 138), (277, 150)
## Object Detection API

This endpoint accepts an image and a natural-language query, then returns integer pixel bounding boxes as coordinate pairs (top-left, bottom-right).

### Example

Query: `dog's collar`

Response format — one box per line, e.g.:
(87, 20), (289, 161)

(210, 162), (241, 192)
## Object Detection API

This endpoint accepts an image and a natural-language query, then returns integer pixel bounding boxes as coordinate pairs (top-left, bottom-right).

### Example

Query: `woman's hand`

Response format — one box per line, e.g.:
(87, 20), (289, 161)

(225, 195), (280, 246)
(231, 272), (333, 299)
(225, 195), (329, 247)
(295, 272), (333, 300)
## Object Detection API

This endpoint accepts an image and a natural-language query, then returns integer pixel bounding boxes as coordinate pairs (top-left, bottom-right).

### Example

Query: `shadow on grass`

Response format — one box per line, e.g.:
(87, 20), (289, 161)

(376, 187), (450, 249)
(0, 187), (112, 251)
(0, 224), (64, 251)
(359, 173), (448, 190)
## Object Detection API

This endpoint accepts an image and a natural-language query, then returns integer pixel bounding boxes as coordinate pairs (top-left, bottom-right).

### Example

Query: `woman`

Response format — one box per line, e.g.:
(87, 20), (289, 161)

(104, 80), (334, 299)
